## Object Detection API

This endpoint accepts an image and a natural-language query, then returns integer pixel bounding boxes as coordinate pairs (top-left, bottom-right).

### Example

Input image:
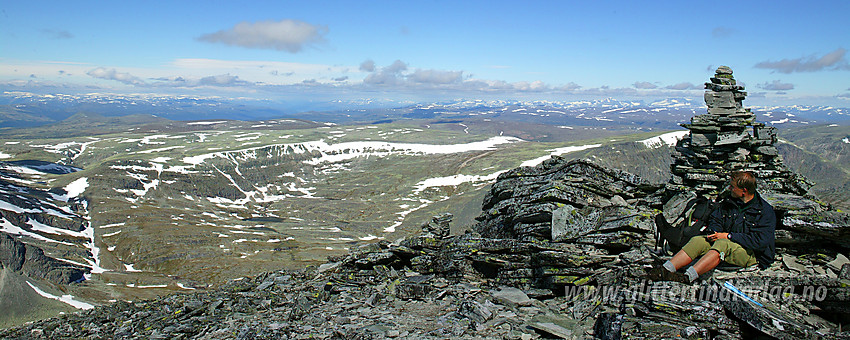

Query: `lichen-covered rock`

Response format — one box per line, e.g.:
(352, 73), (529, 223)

(474, 157), (663, 242)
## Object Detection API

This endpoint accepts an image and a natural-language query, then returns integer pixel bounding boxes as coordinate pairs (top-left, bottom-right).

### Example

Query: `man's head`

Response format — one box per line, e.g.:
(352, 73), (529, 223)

(729, 171), (756, 201)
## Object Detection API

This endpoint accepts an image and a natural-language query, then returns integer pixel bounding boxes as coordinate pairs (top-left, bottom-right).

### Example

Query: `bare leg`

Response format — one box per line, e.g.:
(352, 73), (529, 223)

(669, 250), (693, 270)
(692, 249), (721, 275)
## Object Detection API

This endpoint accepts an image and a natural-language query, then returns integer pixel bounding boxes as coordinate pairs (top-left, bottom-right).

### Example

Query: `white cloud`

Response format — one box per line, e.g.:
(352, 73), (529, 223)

(197, 74), (248, 87)
(85, 67), (252, 88)
(664, 82), (700, 90)
(460, 79), (511, 91)
(576, 86), (639, 96)
(169, 58), (352, 84)
(197, 19), (328, 53)
(385, 60), (408, 73)
(633, 81), (658, 89)
(758, 80), (795, 91)
(359, 60), (376, 72)
(408, 69), (462, 84)
(363, 60), (407, 85)
(558, 82), (582, 91)
(510, 80), (548, 92)
(755, 48), (850, 73)
(86, 67), (146, 86)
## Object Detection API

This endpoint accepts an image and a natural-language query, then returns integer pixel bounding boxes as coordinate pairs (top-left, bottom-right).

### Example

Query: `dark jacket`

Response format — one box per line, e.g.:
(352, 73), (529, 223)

(708, 192), (776, 269)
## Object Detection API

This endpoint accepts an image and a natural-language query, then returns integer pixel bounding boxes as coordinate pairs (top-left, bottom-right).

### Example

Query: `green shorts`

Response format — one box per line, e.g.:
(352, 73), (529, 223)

(681, 236), (758, 268)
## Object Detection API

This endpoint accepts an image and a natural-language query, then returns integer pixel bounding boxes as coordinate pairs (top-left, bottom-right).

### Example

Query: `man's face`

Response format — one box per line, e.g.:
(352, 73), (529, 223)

(729, 183), (745, 199)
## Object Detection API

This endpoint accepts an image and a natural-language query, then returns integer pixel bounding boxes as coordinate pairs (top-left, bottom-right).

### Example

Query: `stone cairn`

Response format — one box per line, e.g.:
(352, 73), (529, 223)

(669, 66), (849, 253)
(670, 65), (811, 197)
(422, 212), (452, 239)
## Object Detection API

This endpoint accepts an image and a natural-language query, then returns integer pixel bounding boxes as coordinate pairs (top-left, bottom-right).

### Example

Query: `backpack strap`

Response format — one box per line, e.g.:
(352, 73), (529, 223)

(654, 213), (670, 253)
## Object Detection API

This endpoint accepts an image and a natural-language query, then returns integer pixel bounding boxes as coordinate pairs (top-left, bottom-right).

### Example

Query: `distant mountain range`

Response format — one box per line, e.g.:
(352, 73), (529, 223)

(2, 91), (848, 129)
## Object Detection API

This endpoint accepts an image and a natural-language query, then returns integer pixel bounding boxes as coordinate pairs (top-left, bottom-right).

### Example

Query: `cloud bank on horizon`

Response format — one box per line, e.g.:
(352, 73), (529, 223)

(1, 1), (848, 106)
(755, 48), (850, 74)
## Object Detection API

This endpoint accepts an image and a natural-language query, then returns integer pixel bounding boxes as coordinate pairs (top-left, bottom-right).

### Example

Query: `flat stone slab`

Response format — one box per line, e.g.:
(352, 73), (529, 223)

(782, 254), (809, 273)
(491, 286), (534, 307)
(827, 253), (850, 272)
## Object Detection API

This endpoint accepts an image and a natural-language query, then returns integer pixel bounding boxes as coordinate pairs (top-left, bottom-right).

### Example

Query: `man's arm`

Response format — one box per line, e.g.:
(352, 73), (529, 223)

(707, 205), (724, 233)
(728, 206), (776, 250)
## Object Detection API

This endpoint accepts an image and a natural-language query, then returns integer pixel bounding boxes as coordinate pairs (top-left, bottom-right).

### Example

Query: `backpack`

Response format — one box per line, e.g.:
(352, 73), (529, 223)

(655, 194), (715, 254)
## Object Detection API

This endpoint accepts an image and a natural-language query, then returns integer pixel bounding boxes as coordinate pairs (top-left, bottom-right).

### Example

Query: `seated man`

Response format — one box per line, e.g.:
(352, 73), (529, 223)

(650, 171), (776, 283)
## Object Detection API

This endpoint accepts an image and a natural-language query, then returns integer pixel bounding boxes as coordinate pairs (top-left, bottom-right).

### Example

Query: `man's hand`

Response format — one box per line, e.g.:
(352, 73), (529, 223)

(706, 232), (729, 242)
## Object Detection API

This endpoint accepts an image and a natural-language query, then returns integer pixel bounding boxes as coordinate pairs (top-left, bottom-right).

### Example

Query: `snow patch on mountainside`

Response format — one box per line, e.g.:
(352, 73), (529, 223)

(413, 173), (501, 193)
(187, 121), (227, 125)
(639, 130), (688, 148)
(521, 144), (602, 167)
(64, 177), (88, 199)
(181, 136), (523, 168)
(1, 217), (75, 246)
(26, 281), (94, 310)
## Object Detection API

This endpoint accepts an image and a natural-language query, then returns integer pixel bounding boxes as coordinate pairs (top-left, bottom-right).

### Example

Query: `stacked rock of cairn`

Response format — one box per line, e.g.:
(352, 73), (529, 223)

(669, 65), (811, 197)
(422, 212), (452, 239)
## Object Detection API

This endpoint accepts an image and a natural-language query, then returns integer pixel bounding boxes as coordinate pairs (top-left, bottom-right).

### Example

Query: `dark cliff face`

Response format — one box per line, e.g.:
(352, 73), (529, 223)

(0, 232), (26, 271)
(0, 233), (87, 284)
(0, 160), (91, 286)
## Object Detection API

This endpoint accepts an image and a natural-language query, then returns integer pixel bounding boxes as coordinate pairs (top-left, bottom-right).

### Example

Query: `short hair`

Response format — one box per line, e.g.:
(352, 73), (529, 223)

(730, 171), (756, 193)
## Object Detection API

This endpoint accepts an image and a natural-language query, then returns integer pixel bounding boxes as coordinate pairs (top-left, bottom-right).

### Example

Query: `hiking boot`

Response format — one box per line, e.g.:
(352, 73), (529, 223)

(668, 271), (692, 284)
(645, 266), (667, 281)
(645, 266), (691, 284)
(642, 245), (667, 265)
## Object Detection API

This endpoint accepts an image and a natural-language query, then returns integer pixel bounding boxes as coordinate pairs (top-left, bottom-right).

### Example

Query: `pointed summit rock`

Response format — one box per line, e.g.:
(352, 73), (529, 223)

(672, 66), (811, 197)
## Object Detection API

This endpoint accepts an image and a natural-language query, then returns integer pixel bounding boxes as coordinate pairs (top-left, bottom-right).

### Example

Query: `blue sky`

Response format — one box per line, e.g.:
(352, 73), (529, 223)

(2, 1), (849, 107)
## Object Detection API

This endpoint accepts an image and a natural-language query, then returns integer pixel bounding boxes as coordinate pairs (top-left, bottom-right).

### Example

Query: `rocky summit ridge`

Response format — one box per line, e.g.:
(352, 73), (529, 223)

(3, 67), (850, 339)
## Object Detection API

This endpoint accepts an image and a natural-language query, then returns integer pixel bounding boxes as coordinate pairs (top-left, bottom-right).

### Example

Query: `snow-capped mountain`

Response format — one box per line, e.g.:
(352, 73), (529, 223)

(2, 92), (847, 129)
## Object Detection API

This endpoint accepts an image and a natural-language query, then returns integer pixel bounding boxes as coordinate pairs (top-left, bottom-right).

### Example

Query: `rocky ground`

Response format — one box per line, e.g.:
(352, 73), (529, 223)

(2, 156), (850, 339)
(0, 261), (589, 339)
(2, 230), (848, 339)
